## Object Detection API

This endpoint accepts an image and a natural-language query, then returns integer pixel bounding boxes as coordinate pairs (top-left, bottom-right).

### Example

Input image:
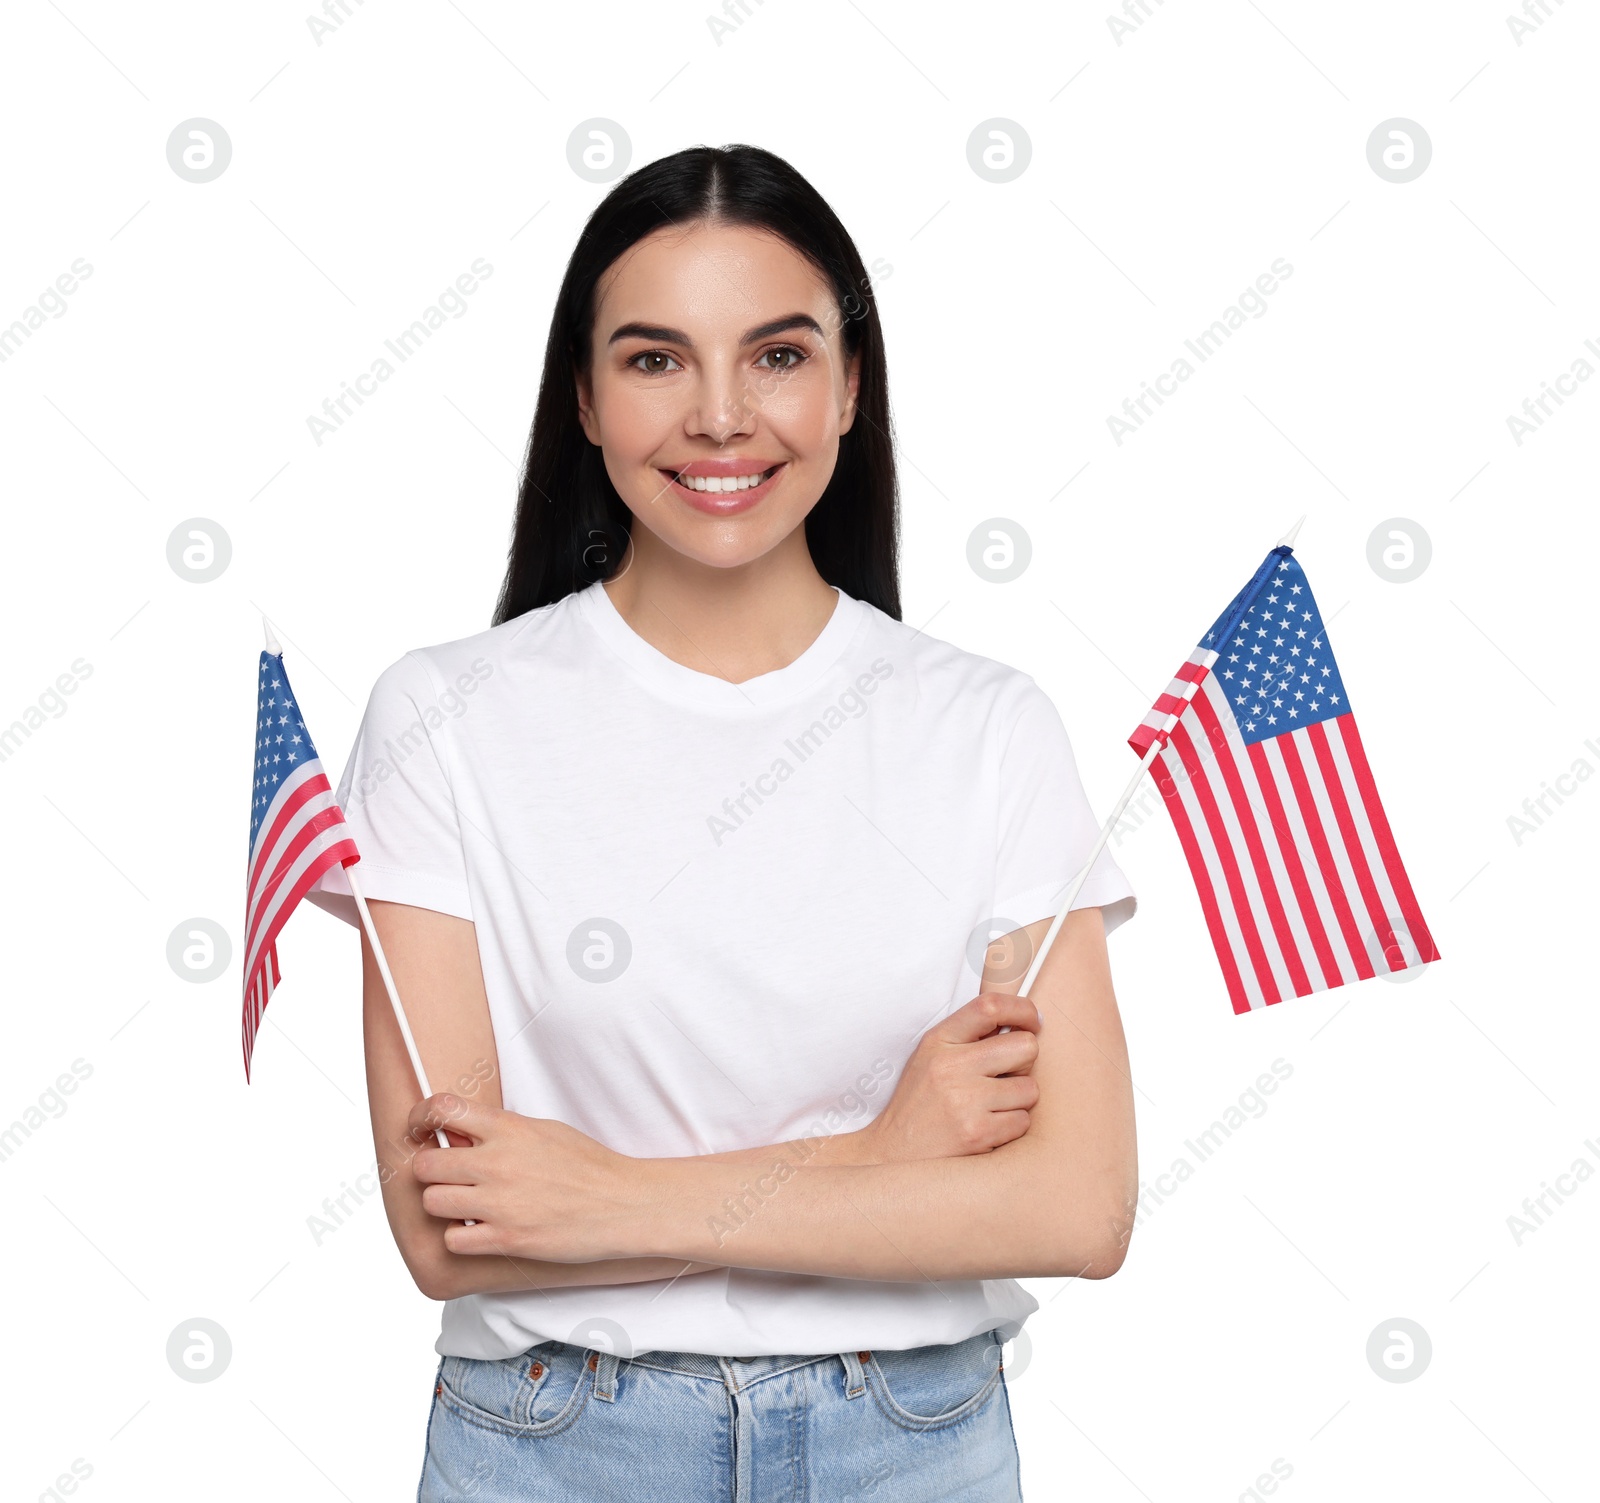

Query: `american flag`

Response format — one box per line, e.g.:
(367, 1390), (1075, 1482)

(1129, 545), (1439, 1014)
(243, 649), (360, 1080)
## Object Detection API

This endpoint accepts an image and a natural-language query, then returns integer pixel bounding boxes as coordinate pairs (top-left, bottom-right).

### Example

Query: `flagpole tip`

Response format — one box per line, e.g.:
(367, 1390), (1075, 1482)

(262, 616), (282, 656)
(1277, 514), (1306, 549)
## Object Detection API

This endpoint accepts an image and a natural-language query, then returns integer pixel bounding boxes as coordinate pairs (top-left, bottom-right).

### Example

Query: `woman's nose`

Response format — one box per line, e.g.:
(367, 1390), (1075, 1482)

(686, 359), (757, 443)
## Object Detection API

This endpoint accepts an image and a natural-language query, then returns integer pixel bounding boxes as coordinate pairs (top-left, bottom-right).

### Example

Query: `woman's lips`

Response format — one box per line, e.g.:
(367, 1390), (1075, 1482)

(659, 463), (785, 515)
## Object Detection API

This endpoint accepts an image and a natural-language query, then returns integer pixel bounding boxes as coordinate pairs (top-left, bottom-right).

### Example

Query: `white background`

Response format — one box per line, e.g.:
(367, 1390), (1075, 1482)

(2, 1), (1595, 1499)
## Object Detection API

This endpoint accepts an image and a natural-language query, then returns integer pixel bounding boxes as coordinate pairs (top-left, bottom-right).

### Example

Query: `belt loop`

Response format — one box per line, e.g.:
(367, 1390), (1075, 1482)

(839, 1348), (867, 1398)
(592, 1350), (621, 1402)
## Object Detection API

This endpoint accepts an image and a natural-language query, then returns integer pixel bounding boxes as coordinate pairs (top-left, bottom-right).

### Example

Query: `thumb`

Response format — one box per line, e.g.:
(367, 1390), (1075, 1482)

(407, 1092), (495, 1146)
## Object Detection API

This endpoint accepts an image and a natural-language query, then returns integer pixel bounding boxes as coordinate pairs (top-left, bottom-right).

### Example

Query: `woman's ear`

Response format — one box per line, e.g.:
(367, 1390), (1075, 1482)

(575, 365), (600, 445)
(838, 348), (862, 435)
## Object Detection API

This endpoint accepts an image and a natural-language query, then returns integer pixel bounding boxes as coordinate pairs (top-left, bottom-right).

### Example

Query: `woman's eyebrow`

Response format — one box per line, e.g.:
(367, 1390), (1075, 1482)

(607, 313), (824, 348)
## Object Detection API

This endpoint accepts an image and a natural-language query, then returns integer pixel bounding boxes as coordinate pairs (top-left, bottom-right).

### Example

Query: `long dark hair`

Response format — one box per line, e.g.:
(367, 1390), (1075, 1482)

(490, 143), (901, 626)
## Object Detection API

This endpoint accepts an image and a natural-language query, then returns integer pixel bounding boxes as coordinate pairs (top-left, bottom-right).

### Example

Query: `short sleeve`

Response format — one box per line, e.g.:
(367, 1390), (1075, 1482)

(991, 675), (1136, 939)
(305, 651), (475, 929)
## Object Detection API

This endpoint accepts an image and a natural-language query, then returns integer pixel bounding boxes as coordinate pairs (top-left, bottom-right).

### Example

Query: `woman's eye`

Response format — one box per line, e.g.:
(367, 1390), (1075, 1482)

(757, 345), (808, 371)
(629, 350), (681, 374)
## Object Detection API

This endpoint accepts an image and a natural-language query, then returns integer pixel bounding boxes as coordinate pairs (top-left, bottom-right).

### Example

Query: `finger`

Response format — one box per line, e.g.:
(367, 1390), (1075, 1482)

(443, 1218), (516, 1257)
(985, 1107), (1033, 1147)
(980, 1074), (1040, 1113)
(412, 1144), (480, 1185)
(421, 1183), (483, 1221)
(406, 1093), (495, 1146)
(960, 1027), (1042, 1078)
(935, 993), (1041, 1046)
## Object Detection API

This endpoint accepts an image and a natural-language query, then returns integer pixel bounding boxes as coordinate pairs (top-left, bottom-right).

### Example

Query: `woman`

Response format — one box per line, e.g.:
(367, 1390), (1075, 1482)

(308, 142), (1139, 1502)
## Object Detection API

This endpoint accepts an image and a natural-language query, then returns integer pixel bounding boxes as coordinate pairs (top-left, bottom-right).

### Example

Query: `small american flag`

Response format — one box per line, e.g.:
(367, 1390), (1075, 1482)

(1129, 545), (1440, 1014)
(243, 648), (360, 1079)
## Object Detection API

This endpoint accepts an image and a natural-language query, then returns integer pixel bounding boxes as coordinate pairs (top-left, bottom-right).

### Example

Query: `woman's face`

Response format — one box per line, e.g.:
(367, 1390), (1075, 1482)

(576, 220), (861, 573)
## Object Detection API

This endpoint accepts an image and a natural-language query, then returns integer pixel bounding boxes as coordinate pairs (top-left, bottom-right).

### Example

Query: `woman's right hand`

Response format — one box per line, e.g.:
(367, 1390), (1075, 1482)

(858, 993), (1043, 1163)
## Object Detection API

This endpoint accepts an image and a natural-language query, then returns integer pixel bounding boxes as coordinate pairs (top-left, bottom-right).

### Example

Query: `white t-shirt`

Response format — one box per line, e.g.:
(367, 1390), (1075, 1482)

(307, 579), (1136, 1360)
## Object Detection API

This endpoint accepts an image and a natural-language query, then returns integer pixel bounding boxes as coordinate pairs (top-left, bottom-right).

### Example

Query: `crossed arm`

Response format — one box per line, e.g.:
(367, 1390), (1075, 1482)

(359, 898), (1137, 1302)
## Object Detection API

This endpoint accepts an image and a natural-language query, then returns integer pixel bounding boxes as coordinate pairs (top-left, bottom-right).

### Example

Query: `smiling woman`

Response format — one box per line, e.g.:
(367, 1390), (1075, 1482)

(305, 142), (1139, 1503)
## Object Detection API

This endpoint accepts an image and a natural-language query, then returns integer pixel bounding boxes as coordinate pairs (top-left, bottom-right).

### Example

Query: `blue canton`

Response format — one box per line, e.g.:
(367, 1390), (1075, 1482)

(1201, 552), (1350, 746)
(252, 652), (321, 851)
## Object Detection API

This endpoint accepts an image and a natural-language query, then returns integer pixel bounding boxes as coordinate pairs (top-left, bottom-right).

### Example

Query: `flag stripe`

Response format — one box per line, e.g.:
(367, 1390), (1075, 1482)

(1258, 734), (1372, 986)
(245, 799), (353, 965)
(1319, 718), (1417, 972)
(1307, 721), (1400, 972)
(244, 824), (358, 998)
(1168, 722), (1283, 1004)
(1336, 715), (1440, 963)
(250, 763), (335, 891)
(1247, 740), (1345, 989)
(1192, 687), (1313, 999)
(1153, 748), (1252, 1013)
(1276, 729), (1378, 980)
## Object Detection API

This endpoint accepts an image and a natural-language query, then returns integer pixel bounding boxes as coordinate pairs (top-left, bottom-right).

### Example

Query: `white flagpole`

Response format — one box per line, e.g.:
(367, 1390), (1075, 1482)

(1015, 516), (1306, 998)
(263, 617), (457, 1164)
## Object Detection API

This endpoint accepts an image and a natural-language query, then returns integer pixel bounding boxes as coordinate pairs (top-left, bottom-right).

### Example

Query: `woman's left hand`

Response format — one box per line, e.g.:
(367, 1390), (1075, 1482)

(405, 1094), (647, 1261)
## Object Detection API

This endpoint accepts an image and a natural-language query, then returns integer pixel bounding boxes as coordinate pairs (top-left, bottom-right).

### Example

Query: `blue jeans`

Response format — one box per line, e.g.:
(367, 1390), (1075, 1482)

(417, 1327), (1023, 1501)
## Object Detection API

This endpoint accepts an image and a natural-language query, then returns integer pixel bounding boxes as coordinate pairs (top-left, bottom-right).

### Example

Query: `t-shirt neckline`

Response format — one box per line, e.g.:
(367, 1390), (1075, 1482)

(574, 579), (870, 710)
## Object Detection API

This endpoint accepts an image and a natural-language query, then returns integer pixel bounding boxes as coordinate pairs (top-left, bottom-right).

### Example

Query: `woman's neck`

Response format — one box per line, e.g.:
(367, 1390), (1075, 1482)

(600, 530), (840, 685)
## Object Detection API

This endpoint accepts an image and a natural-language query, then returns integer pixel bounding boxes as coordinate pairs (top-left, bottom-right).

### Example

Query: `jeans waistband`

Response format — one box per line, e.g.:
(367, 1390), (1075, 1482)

(527, 1329), (998, 1403)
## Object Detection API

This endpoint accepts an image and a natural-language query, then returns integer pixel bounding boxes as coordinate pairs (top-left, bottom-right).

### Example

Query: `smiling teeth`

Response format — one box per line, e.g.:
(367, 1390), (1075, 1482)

(676, 468), (773, 492)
